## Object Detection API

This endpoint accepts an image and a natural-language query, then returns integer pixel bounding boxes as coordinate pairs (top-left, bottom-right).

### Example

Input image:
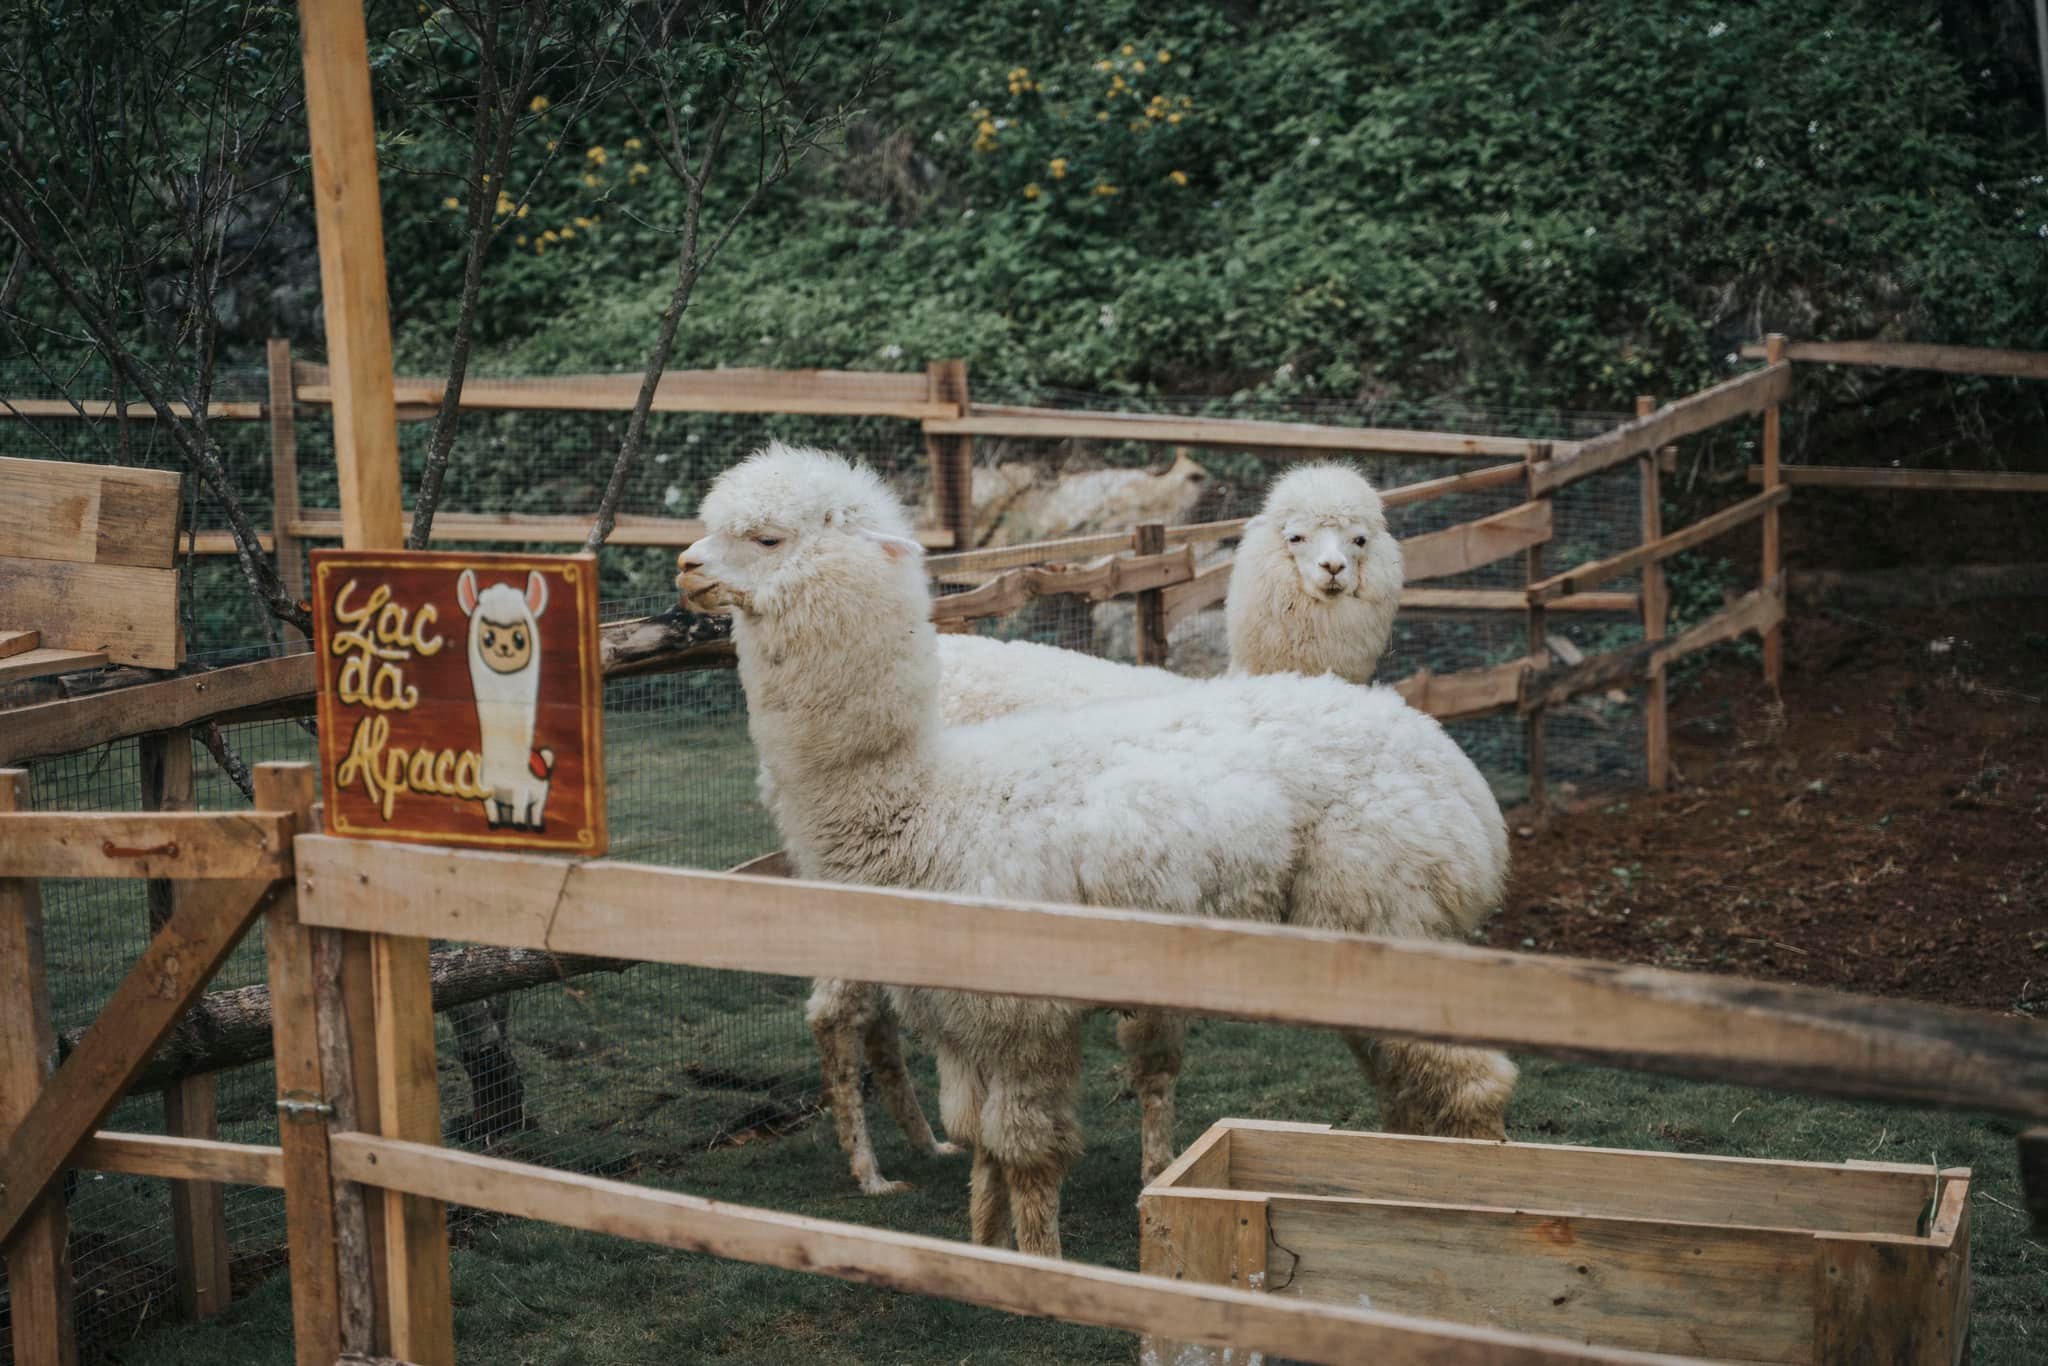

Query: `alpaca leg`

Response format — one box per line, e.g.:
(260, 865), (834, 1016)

(1116, 1010), (1187, 1183)
(806, 980), (907, 1196)
(1004, 1160), (1066, 1260)
(863, 1009), (960, 1159)
(1345, 1034), (1515, 1140)
(984, 1029), (1084, 1259)
(969, 1144), (1013, 1248)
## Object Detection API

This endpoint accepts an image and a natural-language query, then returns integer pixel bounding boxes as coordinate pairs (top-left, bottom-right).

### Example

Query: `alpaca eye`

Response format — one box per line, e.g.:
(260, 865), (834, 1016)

(513, 631), (526, 650)
(1286, 534), (1304, 544)
(1353, 535), (1367, 546)
(755, 536), (782, 548)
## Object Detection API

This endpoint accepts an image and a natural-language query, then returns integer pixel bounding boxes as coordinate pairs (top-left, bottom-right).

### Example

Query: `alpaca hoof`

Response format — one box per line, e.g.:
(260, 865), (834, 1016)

(928, 1141), (964, 1158)
(860, 1177), (914, 1196)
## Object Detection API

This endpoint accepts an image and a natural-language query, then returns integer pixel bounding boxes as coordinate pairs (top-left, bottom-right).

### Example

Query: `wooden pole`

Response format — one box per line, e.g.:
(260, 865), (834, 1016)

(1523, 443), (1552, 821)
(1761, 333), (1786, 691)
(267, 338), (307, 644)
(1636, 399), (1669, 792)
(0, 769), (78, 1366)
(1133, 522), (1171, 666)
(297, 3), (452, 1360)
(924, 359), (973, 550)
(142, 729), (232, 1319)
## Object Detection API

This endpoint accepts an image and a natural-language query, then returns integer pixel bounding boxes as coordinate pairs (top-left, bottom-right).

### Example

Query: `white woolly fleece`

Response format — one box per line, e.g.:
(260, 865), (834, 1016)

(700, 441), (918, 542)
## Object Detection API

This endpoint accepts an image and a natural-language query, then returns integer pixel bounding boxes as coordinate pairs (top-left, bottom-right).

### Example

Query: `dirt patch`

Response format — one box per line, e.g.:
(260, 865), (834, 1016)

(1491, 596), (2048, 1015)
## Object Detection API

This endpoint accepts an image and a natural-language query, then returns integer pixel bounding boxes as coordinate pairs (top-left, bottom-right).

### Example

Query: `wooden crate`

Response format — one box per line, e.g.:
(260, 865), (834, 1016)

(1139, 1119), (1969, 1365)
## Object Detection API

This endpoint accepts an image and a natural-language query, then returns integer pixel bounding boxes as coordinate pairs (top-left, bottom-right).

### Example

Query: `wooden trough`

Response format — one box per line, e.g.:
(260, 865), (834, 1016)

(1139, 1119), (1970, 1365)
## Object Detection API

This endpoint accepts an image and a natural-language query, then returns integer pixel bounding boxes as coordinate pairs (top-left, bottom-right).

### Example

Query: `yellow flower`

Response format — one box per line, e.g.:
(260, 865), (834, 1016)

(586, 146), (607, 165)
(583, 172), (601, 188)
(517, 203), (530, 218)
(496, 192), (515, 214)
(514, 234), (527, 245)
(1168, 170), (1188, 186)
(1022, 183), (1041, 200)
(559, 226), (575, 239)
(1131, 60), (1145, 74)
(1096, 110), (1110, 121)
(442, 196), (460, 209)
(624, 137), (642, 150)
(1093, 181), (1118, 196)
(1167, 112), (1183, 124)
(1094, 59), (1111, 72)
(630, 162), (651, 178)
(1048, 157), (1067, 179)
(574, 216), (595, 229)
(1008, 81), (1020, 95)
(1120, 43), (1134, 55)
(977, 119), (996, 136)
(480, 173), (490, 184)
(1158, 49), (1172, 63)
(1111, 74), (1125, 90)
(541, 229), (560, 242)
(528, 94), (550, 114)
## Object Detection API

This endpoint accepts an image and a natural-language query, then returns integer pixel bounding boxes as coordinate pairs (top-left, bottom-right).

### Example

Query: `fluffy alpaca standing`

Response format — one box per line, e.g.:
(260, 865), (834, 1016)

(808, 463), (1511, 1197)
(679, 445), (1508, 1256)
(458, 569), (555, 830)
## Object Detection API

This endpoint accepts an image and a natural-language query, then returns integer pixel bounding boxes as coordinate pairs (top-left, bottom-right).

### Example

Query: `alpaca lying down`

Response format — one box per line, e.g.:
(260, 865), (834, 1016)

(680, 445), (1511, 1255)
(810, 463), (1513, 1196)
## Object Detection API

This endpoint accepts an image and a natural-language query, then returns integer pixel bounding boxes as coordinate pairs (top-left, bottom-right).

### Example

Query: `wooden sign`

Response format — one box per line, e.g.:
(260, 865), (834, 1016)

(310, 549), (606, 854)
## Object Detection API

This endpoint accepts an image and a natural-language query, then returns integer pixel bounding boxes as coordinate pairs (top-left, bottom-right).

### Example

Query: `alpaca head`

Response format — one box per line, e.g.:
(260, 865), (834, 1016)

(1244, 463), (1398, 601)
(678, 443), (926, 622)
(458, 569), (547, 676)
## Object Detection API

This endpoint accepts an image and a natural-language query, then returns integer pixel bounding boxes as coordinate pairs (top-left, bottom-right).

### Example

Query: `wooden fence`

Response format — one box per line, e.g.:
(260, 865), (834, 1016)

(1, 773), (2044, 1366)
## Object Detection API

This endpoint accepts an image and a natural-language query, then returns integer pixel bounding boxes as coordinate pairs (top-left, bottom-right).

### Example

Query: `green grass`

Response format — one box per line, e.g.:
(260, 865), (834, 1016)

(118, 1020), (2041, 1365)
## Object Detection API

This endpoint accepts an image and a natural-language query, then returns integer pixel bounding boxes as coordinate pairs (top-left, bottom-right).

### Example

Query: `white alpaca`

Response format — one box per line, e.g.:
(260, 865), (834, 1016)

(679, 445), (1509, 1256)
(458, 568), (554, 831)
(806, 462), (1504, 1197)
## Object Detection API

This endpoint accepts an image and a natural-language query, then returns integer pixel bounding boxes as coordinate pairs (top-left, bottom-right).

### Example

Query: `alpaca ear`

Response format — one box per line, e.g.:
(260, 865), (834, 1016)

(457, 569), (479, 616)
(858, 527), (924, 562)
(524, 570), (549, 616)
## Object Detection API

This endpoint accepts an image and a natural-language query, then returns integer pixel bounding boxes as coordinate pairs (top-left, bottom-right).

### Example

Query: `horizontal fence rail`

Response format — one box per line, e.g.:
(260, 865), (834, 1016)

(1747, 465), (2048, 494)
(292, 837), (2048, 1122)
(1531, 365), (1792, 495)
(1738, 338), (2048, 381)
(922, 404), (1570, 461)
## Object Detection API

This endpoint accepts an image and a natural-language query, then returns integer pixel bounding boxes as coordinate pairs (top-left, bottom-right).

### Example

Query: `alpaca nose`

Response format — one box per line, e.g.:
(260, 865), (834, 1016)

(1319, 558), (1345, 577)
(679, 551), (704, 573)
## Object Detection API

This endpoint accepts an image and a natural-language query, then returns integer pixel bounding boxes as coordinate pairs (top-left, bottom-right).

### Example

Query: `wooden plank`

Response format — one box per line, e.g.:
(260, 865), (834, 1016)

(296, 366), (952, 420)
(925, 360), (973, 550)
(0, 654), (317, 766)
(1524, 447), (1551, 819)
(1749, 464), (2048, 493)
(1518, 580), (1785, 714)
(1160, 559), (1231, 635)
(1133, 524), (1170, 665)
(1740, 338), (2048, 381)
(329, 1133), (1686, 1366)
(1530, 365), (1793, 495)
(925, 529), (1136, 576)
(1400, 500), (1553, 583)
(1383, 459), (1530, 509)
(299, 0), (404, 550)
(0, 811), (294, 880)
(1268, 1194), (1815, 1361)
(1401, 589), (1637, 614)
(0, 557), (181, 667)
(1638, 399), (1669, 792)
(0, 629), (37, 658)
(929, 548), (1196, 623)
(286, 509), (953, 550)
(1138, 1185), (1269, 1366)
(0, 398), (264, 421)
(0, 769), (79, 1366)
(0, 869), (276, 1247)
(269, 338), (308, 644)
(0, 646), (110, 684)
(1221, 1122), (1940, 1236)
(1395, 653), (1547, 722)
(925, 406), (1552, 460)
(1657, 577), (1784, 667)
(254, 763), (343, 1366)
(371, 935), (454, 1366)
(72, 1132), (284, 1188)
(0, 456), (183, 568)
(143, 729), (232, 1320)
(187, 531), (279, 554)
(1761, 334), (1785, 690)
(292, 836), (2048, 1120)
(1527, 487), (1790, 604)
(1812, 1231), (1968, 1365)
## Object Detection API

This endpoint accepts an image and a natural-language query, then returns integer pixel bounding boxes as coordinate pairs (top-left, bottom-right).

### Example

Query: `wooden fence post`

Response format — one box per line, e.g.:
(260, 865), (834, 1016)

(1133, 522), (1170, 666)
(267, 338), (307, 644)
(1523, 443), (1553, 820)
(142, 728), (232, 1319)
(1636, 399), (1670, 791)
(0, 768), (79, 1366)
(1761, 333), (1787, 691)
(925, 359), (973, 551)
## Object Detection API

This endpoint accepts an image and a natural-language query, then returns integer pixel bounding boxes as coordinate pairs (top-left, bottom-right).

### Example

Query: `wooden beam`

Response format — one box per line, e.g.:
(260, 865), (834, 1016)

(924, 406), (1554, 460)
(0, 770), (78, 1366)
(0, 655), (317, 766)
(0, 647), (110, 685)
(1739, 338), (2048, 381)
(268, 338), (308, 643)
(293, 836), (2048, 1120)
(0, 456), (184, 568)
(1394, 653), (1547, 722)
(1761, 334), (1786, 691)
(0, 399), (264, 421)
(926, 530), (1137, 576)
(330, 1134), (1681, 1366)
(299, 0), (403, 549)
(282, 509), (952, 549)
(1, 558), (181, 668)
(1638, 397), (1670, 792)
(71, 1132), (284, 1189)
(1401, 589), (1637, 614)
(293, 364), (954, 421)
(1748, 465), (2048, 493)
(0, 812), (295, 880)
(929, 548), (1196, 623)
(1400, 500), (1553, 583)
(1518, 579), (1785, 714)
(0, 873), (277, 1247)
(1530, 365), (1792, 495)
(1658, 577), (1785, 667)
(925, 360), (973, 551)
(0, 629), (38, 659)
(1133, 524), (1170, 665)
(1381, 459), (1529, 508)
(1527, 487), (1790, 603)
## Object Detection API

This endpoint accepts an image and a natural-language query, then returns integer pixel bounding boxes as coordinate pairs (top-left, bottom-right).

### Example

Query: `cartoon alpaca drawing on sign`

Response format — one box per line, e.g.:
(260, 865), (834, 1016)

(458, 568), (556, 831)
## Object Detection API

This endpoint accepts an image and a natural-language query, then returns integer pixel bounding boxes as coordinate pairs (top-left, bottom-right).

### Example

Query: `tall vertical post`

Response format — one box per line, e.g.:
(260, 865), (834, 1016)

(1761, 332), (1787, 691)
(298, 2), (452, 1361)
(142, 729), (232, 1319)
(0, 769), (78, 1366)
(1523, 443), (1552, 821)
(1636, 398), (1670, 792)
(925, 359), (973, 551)
(267, 338), (308, 645)
(1133, 522), (1170, 666)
